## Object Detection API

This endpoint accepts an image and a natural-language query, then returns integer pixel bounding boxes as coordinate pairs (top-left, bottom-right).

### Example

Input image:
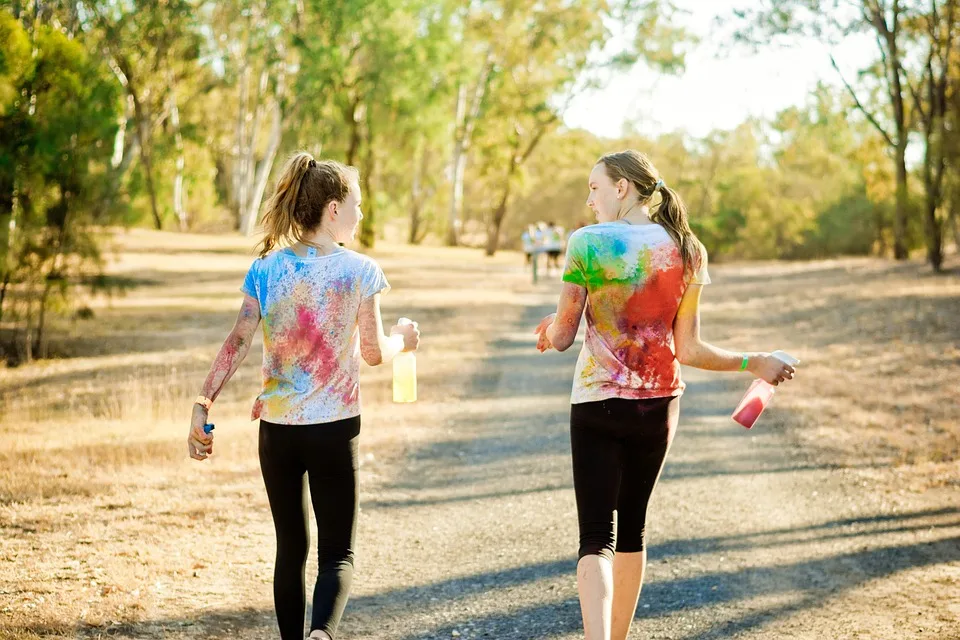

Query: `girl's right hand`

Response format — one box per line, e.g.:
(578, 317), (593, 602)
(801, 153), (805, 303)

(534, 313), (556, 352)
(390, 321), (421, 352)
(187, 405), (213, 461)
(748, 353), (796, 386)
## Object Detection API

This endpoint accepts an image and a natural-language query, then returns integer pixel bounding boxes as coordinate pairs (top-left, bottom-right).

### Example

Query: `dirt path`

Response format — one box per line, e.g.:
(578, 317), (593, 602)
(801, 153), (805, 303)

(3, 241), (958, 640)
(339, 269), (960, 640)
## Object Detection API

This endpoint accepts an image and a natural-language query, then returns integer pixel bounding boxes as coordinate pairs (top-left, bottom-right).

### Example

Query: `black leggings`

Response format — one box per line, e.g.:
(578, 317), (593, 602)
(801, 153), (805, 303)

(570, 397), (679, 562)
(259, 417), (361, 640)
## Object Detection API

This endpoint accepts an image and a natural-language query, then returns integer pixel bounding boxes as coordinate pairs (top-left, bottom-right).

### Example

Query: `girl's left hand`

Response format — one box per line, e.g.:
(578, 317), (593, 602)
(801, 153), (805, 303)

(534, 313), (556, 353)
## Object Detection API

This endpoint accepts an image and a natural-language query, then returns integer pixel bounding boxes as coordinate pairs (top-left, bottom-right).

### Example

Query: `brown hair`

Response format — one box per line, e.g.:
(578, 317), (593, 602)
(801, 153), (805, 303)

(256, 152), (359, 258)
(597, 150), (703, 279)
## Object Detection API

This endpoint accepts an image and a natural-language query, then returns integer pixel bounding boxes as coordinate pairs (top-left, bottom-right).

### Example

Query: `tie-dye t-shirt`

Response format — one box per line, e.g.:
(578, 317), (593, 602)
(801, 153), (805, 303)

(241, 247), (389, 425)
(562, 222), (710, 403)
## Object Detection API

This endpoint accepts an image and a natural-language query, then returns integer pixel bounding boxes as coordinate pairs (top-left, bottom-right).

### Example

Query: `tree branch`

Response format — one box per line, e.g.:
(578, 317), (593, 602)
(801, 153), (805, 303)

(520, 113), (558, 164)
(906, 47), (933, 124)
(829, 53), (896, 147)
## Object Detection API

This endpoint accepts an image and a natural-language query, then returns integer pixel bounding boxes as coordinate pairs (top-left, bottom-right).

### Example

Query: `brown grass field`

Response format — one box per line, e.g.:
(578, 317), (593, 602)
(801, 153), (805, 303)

(0, 229), (957, 638)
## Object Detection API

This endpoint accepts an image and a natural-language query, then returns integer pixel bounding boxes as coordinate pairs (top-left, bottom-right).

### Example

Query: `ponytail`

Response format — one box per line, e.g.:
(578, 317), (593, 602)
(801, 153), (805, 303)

(257, 153), (316, 258)
(255, 152), (357, 259)
(649, 185), (703, 280)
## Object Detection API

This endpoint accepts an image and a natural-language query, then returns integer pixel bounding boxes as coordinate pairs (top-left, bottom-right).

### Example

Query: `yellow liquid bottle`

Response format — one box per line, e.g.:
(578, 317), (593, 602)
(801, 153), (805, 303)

(392, 318), (417, 403)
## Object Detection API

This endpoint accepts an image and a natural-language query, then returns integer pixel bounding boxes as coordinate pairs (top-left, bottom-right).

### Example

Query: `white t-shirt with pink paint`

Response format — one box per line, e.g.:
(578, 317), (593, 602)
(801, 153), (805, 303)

(241, 247), (389, 425)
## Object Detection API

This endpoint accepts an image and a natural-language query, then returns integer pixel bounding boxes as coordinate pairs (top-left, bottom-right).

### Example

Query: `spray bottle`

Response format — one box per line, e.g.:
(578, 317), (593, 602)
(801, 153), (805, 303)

(731, 351), (800, 429)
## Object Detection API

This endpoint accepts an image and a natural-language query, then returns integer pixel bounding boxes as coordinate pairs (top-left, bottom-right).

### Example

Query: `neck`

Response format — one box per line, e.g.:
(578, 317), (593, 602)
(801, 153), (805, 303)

(301, 226), (339, 247)
(617, 201), (650, 224)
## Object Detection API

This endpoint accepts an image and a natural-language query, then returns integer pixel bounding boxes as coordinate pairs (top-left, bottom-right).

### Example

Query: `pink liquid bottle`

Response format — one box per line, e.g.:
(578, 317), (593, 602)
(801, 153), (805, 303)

(732, 351), (800, 429)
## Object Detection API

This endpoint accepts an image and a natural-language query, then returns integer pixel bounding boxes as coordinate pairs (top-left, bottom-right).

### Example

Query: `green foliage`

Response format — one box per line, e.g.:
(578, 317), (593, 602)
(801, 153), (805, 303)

(0, 13), (122, 361)
(503, 86), (897, 260)
(2, 0), (950, 361)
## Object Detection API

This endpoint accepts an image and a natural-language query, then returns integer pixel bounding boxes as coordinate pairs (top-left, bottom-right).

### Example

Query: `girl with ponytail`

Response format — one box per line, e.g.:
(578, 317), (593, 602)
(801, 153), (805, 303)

(534, 150), (797, 640)
(187, 152), (420, 640)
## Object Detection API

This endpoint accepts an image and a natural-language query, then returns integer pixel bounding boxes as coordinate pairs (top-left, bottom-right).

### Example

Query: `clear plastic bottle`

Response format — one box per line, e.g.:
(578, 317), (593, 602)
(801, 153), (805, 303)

(731, 351), (800, 429)
(392, 318), (417, 403)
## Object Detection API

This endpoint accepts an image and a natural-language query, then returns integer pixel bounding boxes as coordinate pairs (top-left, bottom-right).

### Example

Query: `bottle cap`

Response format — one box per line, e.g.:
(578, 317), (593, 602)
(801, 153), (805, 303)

(771, 350), (800, 366)
(398, 317), (414, 326)
(203, 423), (215, 434)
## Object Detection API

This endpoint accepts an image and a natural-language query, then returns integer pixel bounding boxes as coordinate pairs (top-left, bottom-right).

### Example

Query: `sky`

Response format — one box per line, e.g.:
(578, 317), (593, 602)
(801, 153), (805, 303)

(563, 0), (878, 139)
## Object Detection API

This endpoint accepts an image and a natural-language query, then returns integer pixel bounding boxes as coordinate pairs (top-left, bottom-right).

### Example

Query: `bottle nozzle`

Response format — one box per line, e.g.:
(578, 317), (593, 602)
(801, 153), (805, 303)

(771, 350), (800, 366)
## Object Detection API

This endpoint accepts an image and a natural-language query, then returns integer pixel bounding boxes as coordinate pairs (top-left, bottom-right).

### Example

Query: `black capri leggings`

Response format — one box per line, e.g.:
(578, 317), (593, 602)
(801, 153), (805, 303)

(259, 416), (361, 640)
(570, 396), (679, 562)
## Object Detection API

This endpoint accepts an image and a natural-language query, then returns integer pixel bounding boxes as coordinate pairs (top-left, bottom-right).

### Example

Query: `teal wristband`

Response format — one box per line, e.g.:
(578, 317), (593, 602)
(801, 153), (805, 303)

(739, 354), (749, 371)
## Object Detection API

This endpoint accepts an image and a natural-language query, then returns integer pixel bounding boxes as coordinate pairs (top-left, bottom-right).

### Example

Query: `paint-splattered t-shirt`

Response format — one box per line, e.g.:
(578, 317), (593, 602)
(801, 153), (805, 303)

(241, 247), (390, 425)
(562, 222), (710, 404)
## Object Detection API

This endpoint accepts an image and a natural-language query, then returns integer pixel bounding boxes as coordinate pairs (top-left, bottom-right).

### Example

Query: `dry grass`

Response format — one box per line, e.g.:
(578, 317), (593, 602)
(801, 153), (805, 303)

(1, 228), (957, 638)
(0, 229), (534, 638)
(698, 255), (960, 488)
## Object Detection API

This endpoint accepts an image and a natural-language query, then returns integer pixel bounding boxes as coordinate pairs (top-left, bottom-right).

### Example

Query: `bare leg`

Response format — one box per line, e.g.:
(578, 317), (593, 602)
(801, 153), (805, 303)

(578, 554), (614, 640)
(611, 550), (646, 640)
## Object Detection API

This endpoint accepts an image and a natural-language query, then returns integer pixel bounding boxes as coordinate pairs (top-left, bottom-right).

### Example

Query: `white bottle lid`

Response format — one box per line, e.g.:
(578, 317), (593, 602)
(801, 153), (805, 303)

(771, 350), (800, 366)
(398, 317), (414, 326)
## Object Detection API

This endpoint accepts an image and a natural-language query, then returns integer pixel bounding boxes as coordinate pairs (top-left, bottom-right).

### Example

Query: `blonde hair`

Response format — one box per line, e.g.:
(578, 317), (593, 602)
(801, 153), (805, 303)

(256, 152), (359, 258)
(597, 150), (703, 279)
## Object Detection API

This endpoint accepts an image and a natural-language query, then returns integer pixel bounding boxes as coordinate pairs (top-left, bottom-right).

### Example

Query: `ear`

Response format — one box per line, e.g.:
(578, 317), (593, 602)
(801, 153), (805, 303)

(616, 178), (629, 199)
(326, 200), (339, 219)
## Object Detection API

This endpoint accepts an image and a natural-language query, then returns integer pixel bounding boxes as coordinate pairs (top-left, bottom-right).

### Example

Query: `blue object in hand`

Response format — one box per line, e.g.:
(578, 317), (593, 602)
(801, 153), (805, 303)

(203, 423), (215, 434)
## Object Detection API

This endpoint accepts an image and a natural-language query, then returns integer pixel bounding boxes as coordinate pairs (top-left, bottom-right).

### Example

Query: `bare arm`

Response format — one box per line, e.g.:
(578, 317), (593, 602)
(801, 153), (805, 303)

(673, 284), (794, 384)
(358, 293), (418, 366)
(188, 295), (261, 460)
(536, 283), (587, 352)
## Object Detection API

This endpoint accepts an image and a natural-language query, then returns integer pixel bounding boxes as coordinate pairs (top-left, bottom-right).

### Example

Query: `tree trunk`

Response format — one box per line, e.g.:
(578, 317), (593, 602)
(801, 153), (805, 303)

(921, 99), (944, 273)
(232, 63), (250, 227)
(169, 75), (188, 231)
(240, 99), (283, 236)
(925, 199), (944, 271)
(34, 273), (52, 359)
(240, 52), (287, 237)
(874, 205), (889, 256)
(34, 178), (73, 358)
(910, 3), (956, 271)
(893, 141), (909, 259)
(1, 169), (23, 317)
(345, 96), (363, 167)
(485, 183), (511, 256)
(21, 283), (34, 364)
(447, 51), (494, 247)
(950, 203), (960, 250)
(240, 68), (269, 221)
(359, 119), (376, 249)
(483, 119), (554, 256)
(0, 269), (11, 325)
(131, 91), (162, 230)
(409, 140), (437, 245)
(485, 155), (520, 256)
(447, 83), (467, 246)
(100, 95), (140, 219)
(885, 12), (910, 260)
(409, 140), (425, 244)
